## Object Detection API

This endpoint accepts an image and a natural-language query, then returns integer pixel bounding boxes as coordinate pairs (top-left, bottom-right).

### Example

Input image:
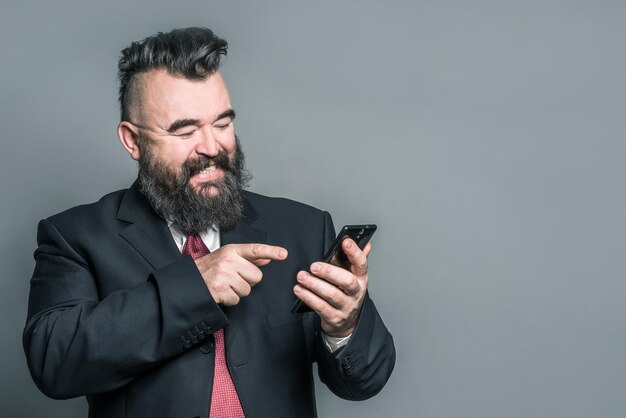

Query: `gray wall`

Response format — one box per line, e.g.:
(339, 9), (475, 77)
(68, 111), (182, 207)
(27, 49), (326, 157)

(1, 1), (625, 417)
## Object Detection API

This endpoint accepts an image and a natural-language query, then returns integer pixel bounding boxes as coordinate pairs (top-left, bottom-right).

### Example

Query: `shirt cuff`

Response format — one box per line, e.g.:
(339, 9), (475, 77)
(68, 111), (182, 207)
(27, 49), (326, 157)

(322, 332), (352, 353)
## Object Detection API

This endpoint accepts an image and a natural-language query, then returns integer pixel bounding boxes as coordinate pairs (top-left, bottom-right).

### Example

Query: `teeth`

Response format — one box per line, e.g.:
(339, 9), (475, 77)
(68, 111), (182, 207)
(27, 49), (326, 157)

(200, 166), (216, 174)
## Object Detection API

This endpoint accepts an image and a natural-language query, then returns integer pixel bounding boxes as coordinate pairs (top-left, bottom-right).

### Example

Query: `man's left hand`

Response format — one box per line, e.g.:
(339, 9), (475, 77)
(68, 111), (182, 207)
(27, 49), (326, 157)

(293, 238), (371, 338)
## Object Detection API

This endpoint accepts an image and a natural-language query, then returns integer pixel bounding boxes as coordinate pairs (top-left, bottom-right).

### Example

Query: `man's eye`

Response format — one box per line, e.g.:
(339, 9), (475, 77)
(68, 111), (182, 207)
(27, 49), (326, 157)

(214, 122), (231, 131)
(174, 131), (195, 138)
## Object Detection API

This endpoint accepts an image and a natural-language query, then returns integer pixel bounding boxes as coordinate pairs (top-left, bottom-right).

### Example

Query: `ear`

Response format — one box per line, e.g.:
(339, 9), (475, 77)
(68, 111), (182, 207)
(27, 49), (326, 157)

(118, 121), (142, 161)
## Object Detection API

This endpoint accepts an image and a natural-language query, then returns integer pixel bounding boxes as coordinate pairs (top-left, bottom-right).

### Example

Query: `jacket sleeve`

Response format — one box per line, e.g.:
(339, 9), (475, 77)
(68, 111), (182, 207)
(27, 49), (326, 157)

(23, 218), (228, 399)
(314, 212), (396, 400)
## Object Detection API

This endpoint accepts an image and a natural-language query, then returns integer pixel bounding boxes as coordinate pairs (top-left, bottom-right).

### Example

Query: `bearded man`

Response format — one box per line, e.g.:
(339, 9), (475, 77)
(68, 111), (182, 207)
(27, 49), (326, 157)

(23, 27), (395, 418)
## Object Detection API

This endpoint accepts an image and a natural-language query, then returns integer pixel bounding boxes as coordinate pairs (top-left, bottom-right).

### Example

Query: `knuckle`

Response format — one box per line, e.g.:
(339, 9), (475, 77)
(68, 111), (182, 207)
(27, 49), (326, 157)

(214, 283), (225, 293)
(336, 277), (352, 293)
(336, 306), (348, 320)
(349, 302), (359, 315)
(330, 293), (341, 305)
(318, 303), (330, 317)
(251, 243), (261, 257)
(344, 284), (356, 295)
(326, 292), (338, 306)
(356, 260), (367, 271)
(241, 284), (251, 297)
(226, 293), (240, 306)
(220, 250), (234, 262)
(213, 269), (229, 285)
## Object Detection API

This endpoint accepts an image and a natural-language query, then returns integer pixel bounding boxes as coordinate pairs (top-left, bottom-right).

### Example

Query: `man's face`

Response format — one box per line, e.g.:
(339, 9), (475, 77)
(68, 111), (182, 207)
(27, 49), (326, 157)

(130, 69), (237, 197)
(119, 69), (250, 234)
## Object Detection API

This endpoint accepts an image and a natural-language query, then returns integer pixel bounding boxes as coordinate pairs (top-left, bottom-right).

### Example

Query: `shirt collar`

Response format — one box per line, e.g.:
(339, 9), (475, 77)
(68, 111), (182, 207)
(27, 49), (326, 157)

(167, 221), (219, 251)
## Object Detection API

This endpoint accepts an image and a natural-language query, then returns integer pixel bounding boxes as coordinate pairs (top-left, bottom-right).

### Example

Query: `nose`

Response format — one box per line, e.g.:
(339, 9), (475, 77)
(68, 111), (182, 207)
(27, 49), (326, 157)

(194, 126), (219, 157)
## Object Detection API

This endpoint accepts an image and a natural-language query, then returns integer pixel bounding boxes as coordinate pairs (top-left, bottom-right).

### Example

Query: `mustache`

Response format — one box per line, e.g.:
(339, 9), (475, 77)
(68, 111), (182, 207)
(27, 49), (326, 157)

(177, 151), (233, 186)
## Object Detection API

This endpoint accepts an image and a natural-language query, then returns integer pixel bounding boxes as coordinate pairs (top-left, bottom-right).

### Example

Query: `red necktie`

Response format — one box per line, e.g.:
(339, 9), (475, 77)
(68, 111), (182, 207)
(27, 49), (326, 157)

(182, 234), (246, 418)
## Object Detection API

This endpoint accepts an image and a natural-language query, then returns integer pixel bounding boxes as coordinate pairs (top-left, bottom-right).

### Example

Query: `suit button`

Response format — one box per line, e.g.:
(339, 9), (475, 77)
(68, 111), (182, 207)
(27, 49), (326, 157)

(200, 343), (214, 354)
(183, 341), (192, 349)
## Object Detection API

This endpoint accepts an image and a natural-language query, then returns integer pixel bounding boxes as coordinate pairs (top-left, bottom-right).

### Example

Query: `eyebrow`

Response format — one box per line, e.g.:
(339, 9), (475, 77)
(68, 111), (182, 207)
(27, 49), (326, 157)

(214, 109), (236, 124)
(166, 119), (201, 133)
(165, 109), (236, 133)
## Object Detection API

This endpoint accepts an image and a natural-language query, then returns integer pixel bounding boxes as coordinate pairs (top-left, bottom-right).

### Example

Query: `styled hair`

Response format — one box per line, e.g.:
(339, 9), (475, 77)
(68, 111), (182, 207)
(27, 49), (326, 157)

(117, 27), (228, 121)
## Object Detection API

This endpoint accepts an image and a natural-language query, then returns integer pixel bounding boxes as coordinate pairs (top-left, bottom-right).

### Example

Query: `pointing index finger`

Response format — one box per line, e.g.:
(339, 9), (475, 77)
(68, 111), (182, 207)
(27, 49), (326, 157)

(236, 243), (288, 262)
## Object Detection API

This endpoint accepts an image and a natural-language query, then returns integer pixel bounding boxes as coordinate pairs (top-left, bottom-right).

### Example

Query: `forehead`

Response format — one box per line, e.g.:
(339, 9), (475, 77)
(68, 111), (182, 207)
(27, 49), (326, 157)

(135, 69), (231, 126)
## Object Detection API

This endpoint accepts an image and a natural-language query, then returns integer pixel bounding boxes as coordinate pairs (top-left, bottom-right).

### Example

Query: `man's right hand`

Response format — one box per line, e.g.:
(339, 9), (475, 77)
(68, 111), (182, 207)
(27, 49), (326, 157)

(193, 243), (288, 306)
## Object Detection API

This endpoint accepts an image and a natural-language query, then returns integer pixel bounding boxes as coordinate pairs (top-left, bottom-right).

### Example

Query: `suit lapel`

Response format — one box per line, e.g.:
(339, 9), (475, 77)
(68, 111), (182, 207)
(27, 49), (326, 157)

(117, 181), (181, 271)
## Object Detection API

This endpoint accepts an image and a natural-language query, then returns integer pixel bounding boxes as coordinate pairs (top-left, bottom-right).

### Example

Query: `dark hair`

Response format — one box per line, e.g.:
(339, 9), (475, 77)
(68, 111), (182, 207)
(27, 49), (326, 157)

(117, 27), (228, 121)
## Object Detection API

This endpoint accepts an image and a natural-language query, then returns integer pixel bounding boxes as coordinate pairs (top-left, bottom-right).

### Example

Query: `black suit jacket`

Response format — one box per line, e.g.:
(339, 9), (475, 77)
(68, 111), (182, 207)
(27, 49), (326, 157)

(24, 182), (395, 418)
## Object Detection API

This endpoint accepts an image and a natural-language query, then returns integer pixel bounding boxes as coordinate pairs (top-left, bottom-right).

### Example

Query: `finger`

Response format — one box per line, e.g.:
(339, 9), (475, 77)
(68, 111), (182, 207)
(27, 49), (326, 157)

(293, 281), (341, 318)
(309, 262), (360, 296)
(230, 277), (252, 298)
(251, 258), (272, 267)
(296, 270), (350, 309)
(362, 242), (372, 257)
(294, 280), (359, 337)
(220, 289), (241, 306)
(342, 238), (368, 276)
(236, 262), (264, 286)
(235, 243), (288, 262)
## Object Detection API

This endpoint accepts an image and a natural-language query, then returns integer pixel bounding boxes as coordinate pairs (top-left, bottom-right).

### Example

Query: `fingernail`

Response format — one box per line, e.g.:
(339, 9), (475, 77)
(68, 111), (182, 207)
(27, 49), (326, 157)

(345, 240), (353, 249)
(311, 263), (320, 272)
(279, 249), (287, 258)
(297, 272), (306, 282)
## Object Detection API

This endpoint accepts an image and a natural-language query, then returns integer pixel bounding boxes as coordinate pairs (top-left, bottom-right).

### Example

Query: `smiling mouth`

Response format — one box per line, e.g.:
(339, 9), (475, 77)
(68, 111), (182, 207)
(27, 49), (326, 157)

(199, 165), (217, 174)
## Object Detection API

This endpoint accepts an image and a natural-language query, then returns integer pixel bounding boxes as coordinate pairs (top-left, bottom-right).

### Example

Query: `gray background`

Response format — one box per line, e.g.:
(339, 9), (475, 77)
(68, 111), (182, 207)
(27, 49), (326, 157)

(1, 0), (625, 417)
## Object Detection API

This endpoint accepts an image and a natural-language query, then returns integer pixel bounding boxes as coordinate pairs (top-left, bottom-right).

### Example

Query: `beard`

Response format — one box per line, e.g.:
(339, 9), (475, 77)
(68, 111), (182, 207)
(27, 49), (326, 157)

(138, 136), (252, 235)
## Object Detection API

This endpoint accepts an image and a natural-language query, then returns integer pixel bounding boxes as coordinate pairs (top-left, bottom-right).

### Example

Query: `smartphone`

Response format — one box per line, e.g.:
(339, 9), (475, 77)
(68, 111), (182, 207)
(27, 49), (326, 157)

(291, 224), (377, 314)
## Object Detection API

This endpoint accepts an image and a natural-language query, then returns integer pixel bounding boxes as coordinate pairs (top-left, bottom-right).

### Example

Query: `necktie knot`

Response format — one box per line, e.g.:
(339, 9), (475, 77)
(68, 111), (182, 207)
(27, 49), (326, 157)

(182, 234), (210, 259)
